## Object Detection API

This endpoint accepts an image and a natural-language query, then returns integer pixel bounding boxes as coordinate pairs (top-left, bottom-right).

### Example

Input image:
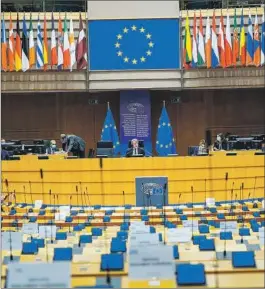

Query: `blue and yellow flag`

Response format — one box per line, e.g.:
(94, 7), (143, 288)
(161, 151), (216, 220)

(156, 105), (177, 156)
(101, 106), (120, 155)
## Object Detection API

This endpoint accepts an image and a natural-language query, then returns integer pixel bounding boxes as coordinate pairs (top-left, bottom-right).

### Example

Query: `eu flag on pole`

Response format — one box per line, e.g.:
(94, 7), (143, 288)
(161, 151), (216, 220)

(156, 104), (177, 156)
(89, 19), (180, 70)
(101, 105), (120, 155)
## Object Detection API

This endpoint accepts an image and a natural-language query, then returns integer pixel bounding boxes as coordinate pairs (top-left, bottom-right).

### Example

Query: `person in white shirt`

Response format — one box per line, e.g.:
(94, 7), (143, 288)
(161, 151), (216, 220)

(126, 139), (145, 157)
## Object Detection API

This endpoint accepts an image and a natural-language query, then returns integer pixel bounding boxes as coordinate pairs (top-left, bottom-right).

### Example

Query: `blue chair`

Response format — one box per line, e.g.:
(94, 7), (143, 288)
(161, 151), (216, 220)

(199, 239), (215, 251)
(158, 233), (163, 242)
(101, 254), (124, 271)
(141, 215), (149, 222)
(65, 216), (73, 223)
(105, 210), (113, 216)
(173, 245), (179, 259)
(217, 213), (225, 220)
(149, 226), (156, 233)
(40, 204), (47, 209)
(209, 207), (217, 213)
(175, 209), (183, 215)
(55, 232), (67, 240)
(199, 225), (209, 234)
(208, 220), (215, 227)
(214, 222), (220, 228)
(117, 231), (128, 240)
(193, 235), (206, 245)
(187, 203), (193, 208)
(94, 205), (101, 210)
(79, 235), (92, 244)
(124, 204), (132, 209)
(261, 221), (265, 227)
(239, 228), (250, 236)
(70, 210), (78, 216)
(253, 212), (260, 217)
(53, 248), (73, 261)
(251, 224), (261, 232)
(9, 209), (16, 216)
(32, 238), (45, 248)
(103, 216), (111, 223)
(22, 242), (38, 254)
(232, 251), (256, 268)
(29, 216), (37, 223)
(177, 264), (206, 285)
(73, 225), (82, 232)
(242, 206), (249, 212)
(111, 238), (126, 253)
(120, 223), (129, 231)
(140, 209), (148, 215)
(156, 204), (163, 209)
(92, 228), (102, 236)
(38, 210), (46, 216)
(220, 232), (233, 240)
(180, 215), (187, 221)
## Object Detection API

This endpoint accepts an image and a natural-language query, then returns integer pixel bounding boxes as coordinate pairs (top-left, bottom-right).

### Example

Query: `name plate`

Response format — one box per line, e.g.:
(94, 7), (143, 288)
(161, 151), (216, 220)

(59, 206), (71, 214)
(38, 225), (57, 239)
(220, 221), (238, 233)
(129, 233), (160, 247)
(22, 223), (39, 235)
(1, 232), (22, 251)
(6, 262), (71, 288)
(182, 220), (199, 232)
(129, 245), (175, 281)
(167, 228), (192, 243)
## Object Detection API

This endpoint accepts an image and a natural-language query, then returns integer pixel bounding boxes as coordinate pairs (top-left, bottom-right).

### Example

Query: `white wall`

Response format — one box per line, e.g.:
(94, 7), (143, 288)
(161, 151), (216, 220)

(87, 1), (180, 20)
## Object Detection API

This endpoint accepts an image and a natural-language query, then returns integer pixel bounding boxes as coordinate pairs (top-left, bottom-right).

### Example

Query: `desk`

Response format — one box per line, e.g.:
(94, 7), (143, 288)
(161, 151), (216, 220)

(2, 155), (264, 206)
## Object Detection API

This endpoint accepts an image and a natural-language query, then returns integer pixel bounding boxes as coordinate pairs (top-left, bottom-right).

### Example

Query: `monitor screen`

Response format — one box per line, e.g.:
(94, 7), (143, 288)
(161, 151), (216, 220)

(97, 141), (113, 149)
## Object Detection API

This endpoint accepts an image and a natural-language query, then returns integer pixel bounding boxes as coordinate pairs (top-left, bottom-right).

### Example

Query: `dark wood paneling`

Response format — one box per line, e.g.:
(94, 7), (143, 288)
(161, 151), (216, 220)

(2, 88), (265, 156)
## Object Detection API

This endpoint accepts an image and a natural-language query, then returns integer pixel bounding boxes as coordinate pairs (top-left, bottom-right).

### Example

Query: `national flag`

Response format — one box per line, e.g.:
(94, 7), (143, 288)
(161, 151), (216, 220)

(198, 11), (205, 66)
(239, 8), (246, 66)
(36, 17), (44, 69)
(246, 12), (253, 66)
(51, 12), (57, 67)
(211, 10), (219, 68)
(22, 15), (29, 72)
(69, 17), (76, 71)
(225, 11), (232, 67)
(253, 12), (260, 67)
(156, 104), (177, 156)
(57, 15), (63, 69)
(192, 12), (198, 67)
(1, 14), (7, 71)
(43, 13), (48, 70)
(8, 15), (15, 71)
(63, 14), (70, 69)
(76, 13), (87, 69)
(29, 13), (35, 67)
(261, 12), (265, 66)
(218, 12), (226, 68)
(205, 15), (211, 68)
(15, 13), (22, 71)
(184, 15), (192, 66)
(101, 104), (120, 155)
(232, 8), (239, 66)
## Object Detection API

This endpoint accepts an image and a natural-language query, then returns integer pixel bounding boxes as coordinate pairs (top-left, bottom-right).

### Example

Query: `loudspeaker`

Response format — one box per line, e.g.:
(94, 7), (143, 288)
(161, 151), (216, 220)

(206, 130), (212, 146)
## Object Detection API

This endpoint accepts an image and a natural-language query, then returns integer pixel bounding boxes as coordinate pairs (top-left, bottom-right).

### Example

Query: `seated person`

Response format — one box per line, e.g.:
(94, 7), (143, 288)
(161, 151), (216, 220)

(1, 138), (10, 160)
(198, 139), (207, 155)
(126, 139), (145, 157)
(261, 141), (265, 152)
(213, 133), (227, 151)
(45, 140), (58, 155)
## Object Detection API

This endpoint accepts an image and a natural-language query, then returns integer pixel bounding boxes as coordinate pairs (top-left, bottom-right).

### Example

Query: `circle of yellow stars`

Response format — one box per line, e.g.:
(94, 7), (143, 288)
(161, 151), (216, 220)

(114, 25), (154, 65)
(156, 122), (175, 148)
(101, 124), (120, 149)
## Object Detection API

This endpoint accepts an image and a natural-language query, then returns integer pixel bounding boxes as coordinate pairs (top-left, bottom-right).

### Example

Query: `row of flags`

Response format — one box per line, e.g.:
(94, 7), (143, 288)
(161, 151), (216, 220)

(184, 9), (265, 68)
(101, 104), (177, 156)
(1, 13), (87, 72)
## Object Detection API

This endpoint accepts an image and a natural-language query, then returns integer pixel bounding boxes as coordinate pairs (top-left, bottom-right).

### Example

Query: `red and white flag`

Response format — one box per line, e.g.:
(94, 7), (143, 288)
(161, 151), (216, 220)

(51, 12), (57, 67)
(76, 13), (87, 69)
(225, 12), (233, 67)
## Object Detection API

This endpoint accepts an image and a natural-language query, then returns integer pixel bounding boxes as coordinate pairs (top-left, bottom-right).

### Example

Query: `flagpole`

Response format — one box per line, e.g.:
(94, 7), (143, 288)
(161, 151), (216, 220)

(163, 100), (166, 107)
(107, 102), (110, 109)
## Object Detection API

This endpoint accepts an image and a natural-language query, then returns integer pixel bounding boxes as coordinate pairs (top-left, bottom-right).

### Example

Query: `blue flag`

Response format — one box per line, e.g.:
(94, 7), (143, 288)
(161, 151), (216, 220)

(101, 108), (120, 155)
(156, 106), (177, 156)
(89, 19), (180, 70)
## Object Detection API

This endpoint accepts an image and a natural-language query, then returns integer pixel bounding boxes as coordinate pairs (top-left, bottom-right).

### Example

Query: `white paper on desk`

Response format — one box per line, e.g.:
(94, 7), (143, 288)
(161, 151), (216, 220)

(59, 206), (70, 215)
(1, 232), (22, 250)
(22, 223), (39, 235)
(55, 212), (66, 221)
(259, 227), (265, 246)
(167, 228), (192, 243)
(206, 198), (216, 206)
(39, 225), (57, 239)
(130, 233), (160, 247)
(262, 200), (264, 209)
(6, 262), (71, 288)
(183, 220), (199, 232)
(128, 245), (175, 280)
(34, 200), (43, 209)
(220, 221), (237, 233)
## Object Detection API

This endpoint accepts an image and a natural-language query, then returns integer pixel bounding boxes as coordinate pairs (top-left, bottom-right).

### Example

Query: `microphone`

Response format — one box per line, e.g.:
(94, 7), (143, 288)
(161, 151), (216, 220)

(253, 176), (257, 200)
(79, 182), (84, 211)
(223, 173), (229, 257)
(29, 181), (33, 207)
(241, 182), (244, 202)
(76, 186), (80, 225)
(69, 196), (72, 233)
(178, 193), (182, 207)
(230, 182), (234, 214)
(49, 190), (54, 244)
(141, 183), (146, 210)
(40, 169), (45, 206)
(85, 187), (93, 218)
(191, 186), (194, 241)
(241, 191), (250, 244)
(204, 179), (207, 208)
(122, 191), (126, 224)
(23, 185), (27, 205)
(163, 183), (167, 245)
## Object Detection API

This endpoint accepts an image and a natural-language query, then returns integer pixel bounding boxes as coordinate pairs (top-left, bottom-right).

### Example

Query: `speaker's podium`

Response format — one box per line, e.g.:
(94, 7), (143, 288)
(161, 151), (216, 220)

(135, 177), (168, 207)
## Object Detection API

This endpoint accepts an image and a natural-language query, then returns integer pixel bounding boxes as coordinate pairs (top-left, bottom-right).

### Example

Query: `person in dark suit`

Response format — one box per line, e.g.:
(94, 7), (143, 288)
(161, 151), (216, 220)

(60, 134), (86, 158)
(126, 139), (145, 157)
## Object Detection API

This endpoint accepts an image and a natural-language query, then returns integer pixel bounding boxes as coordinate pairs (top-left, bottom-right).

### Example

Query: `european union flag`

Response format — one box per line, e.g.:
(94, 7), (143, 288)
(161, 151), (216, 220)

(156, 106), (177, 156)
(89, 19), (180, 70)
(101, 107), (120, 155)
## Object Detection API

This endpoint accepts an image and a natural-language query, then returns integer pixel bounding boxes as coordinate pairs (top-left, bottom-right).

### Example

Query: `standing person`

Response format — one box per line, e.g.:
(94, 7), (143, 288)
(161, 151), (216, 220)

(126, 139), (145, 157)
(213, 134), (226, 151)
(198, 139), (207, 155)
(60, 134), (86, 158)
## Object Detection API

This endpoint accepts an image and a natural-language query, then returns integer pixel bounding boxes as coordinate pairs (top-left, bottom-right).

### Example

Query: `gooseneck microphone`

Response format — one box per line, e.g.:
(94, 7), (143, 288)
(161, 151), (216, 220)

(223, 173), (228, 257)
(29, 181), (33, 206)
(49, 190), (54, 244)
(191, 186), (194, 241)
(40, 169), (45, 204)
